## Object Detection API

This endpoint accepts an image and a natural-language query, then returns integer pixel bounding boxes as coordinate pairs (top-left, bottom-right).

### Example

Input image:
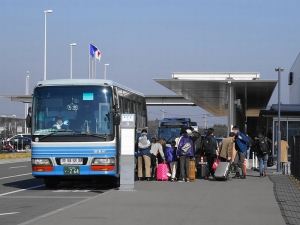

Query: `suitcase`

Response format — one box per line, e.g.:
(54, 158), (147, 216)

(156, 163), (169, 181)
(214, 162), (230, 181)
(196, 163), (208, 179)
(189, 160), (196, 181)
(282, 162), (290, 175)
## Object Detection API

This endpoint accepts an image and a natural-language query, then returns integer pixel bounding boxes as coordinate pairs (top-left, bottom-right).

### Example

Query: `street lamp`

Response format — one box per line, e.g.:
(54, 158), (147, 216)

(104, 63), (109, 79)
(70, 43), (76, 79)
(25, 71), (30, 133)
(44, 9), (53, 81)
(275, 67), (284, 172)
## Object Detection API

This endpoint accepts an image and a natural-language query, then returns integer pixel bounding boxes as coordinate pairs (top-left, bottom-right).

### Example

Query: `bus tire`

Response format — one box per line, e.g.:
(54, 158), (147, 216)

(44, 178), (59, 189)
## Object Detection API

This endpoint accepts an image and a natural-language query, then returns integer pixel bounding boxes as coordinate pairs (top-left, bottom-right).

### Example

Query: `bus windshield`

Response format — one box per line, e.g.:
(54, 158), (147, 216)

(32, 86), (114, 136)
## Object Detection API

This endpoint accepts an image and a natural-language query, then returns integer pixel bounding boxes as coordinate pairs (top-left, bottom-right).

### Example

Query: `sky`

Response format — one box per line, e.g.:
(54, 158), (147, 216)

(0, 0), (300, 128)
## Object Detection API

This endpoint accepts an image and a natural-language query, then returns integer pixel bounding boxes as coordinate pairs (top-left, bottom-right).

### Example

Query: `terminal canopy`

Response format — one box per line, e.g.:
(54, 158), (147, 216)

(154, 72), (278, 117)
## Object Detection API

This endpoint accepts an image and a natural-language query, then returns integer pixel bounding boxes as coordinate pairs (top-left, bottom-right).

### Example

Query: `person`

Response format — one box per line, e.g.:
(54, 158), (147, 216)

(137, 129), (152, 181)
(202, 128), (218, 179)
(246, 133), (254, 160)
(232, 125), (249, 179)
(149, 138), (165, 180)
(219, 132), (235, 162)
(157, 139), (167, 164)
(255, 132), (271, 177)
(165, 141), (178, 181)
(53, 117), (69, 130)
(274, 136), (289, 170)
(177, 128), (195, 182)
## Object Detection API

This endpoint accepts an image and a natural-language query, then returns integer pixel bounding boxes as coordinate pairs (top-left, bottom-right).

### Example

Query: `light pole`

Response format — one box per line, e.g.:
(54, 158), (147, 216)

(104, 64), (109, 79)
(275, 67), (284, 172)
(70, 43), (76, 79)
(44, 9), (53, 81)
(25, 72), (30, 133)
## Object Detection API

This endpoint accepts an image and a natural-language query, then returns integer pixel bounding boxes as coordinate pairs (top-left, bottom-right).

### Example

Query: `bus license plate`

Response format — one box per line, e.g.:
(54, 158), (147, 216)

(61, 158), (83, 165)
(64, 166), (80, 175)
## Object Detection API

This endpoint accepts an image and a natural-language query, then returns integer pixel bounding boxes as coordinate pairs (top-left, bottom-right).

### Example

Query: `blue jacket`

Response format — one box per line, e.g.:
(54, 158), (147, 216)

(235, 131), (249, 153)
(165, 147), (178, 162)
(137, 133), (151, 156)
(176, 134), (195, 157)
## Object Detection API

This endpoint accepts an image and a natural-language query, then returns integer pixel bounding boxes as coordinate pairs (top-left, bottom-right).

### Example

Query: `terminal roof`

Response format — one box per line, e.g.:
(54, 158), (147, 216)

(154, 77), (277, 117)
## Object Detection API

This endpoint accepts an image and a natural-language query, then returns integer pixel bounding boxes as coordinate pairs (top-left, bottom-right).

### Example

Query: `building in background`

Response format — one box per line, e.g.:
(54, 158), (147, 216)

(289, 53), (300, 104)
(0, 115), (26, 139)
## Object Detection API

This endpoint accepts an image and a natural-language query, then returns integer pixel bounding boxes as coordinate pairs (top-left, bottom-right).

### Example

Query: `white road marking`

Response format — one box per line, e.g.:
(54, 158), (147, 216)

(9, 166), (28, 169)
(0, 173), (31, 180)
(0, 212), (20, 216)
(0, 184), (44, 197)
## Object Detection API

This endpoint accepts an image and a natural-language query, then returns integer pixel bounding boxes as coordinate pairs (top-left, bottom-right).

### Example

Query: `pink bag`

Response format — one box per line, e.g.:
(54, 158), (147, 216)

(156, 163), (169, 181)
(212, 157), (220, 170)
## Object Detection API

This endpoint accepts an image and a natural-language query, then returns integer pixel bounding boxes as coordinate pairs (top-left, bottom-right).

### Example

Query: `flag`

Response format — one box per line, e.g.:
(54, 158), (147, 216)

(90, 44), (101, 61)
(95, 49), (101, 61)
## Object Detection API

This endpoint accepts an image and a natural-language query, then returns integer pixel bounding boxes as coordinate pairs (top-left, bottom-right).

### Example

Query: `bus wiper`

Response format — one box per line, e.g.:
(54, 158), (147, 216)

(78, 133), (107, 139)
(38, 130), (75, 140)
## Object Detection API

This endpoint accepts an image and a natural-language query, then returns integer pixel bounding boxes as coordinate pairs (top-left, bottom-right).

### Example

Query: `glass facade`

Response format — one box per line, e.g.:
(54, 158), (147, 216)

(273, 119), (300, 157)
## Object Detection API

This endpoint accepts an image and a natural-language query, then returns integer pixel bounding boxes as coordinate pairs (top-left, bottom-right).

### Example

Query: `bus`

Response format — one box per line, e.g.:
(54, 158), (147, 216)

(27, 79), (147, 188)
(157, 118), (197, 145)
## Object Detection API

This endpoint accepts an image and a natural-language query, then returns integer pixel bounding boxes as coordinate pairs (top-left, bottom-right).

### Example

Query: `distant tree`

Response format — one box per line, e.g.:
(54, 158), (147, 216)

(212, 124), (228, 137)
(147, 119), (160, 138)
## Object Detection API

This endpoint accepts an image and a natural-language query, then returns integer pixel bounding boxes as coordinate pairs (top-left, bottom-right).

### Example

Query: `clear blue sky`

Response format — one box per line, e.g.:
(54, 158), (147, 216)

(1, 0), (299, 127)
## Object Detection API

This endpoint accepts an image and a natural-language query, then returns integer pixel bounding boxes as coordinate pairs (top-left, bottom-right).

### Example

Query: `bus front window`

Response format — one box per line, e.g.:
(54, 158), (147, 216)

(32, 86), (113, 136)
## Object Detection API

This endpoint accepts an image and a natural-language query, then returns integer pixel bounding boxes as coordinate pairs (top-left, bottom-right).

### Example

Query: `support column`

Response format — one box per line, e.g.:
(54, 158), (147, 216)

(227, 82), (235, 135)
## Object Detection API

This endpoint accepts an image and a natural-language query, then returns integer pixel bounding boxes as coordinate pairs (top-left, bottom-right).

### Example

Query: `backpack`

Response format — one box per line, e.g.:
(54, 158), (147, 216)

(178, 136), (192, 153)
(247, 136), (253, 148)
(138, 134), (151, 149)
(258, 137), (269, 154)
(203, 135), (214, 155)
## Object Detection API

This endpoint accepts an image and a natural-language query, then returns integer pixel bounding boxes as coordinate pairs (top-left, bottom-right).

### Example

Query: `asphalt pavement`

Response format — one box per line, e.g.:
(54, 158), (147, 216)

(14, 159), (290, 225)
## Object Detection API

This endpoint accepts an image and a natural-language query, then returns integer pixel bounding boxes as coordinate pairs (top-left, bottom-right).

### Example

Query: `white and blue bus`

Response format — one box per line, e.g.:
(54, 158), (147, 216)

(27, 79), (147, 188)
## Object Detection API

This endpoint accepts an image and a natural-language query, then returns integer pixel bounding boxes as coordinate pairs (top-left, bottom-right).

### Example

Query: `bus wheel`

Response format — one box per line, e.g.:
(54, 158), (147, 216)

(44, 178), (59, 189)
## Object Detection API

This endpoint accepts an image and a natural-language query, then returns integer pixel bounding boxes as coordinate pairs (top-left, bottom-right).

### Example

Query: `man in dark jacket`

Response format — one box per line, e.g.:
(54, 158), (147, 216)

(202, 128), (218, 179)
(232, 126), (249, 179)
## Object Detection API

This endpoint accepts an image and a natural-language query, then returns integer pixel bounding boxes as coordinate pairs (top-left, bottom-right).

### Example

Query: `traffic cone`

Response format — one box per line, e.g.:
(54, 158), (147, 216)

(243, 158), (247, 174)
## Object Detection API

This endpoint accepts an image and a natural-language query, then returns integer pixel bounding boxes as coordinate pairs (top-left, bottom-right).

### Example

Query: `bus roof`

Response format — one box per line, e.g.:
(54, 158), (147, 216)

(36, 79), (145, 97)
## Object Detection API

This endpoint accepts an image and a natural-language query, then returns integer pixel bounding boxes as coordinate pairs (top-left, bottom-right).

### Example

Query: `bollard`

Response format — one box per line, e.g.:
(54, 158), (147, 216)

(243, 158), (247, 174)
(252, 152), (255, 170)
(255, 155), (258, 171)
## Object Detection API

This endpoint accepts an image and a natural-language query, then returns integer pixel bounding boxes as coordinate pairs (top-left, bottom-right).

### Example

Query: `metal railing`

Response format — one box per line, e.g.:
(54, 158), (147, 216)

(291, 135), (300, 180)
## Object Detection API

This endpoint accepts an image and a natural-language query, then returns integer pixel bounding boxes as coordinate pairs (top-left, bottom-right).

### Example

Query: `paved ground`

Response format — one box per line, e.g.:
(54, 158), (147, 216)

(269, 175), (300, 225)
(15, 160), (290, 225)
(0, 157), (297, 225)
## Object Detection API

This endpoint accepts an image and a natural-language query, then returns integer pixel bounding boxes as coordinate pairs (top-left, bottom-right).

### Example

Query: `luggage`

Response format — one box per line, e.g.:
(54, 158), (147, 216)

(214, 162), (230, 181)
(197, 164), (208, 179)
(267, 156), (274, 167)
(189, 160), (196, 181)
(156, 163), (169, 181)
(282, 162), (290, 175)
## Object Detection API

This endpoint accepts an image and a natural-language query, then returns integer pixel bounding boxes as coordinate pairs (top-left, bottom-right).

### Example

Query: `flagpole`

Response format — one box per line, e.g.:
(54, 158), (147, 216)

(95, 58), (97, 78)
(88, 43), (90, 79)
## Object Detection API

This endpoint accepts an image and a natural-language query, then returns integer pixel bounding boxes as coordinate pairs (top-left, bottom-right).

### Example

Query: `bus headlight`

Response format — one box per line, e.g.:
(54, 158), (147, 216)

(32, 158), (52, 165)
(92, 158), (115, 165)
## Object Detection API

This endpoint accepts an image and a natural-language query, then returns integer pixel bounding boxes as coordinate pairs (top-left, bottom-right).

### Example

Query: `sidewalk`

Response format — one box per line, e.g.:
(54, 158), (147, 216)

(19, 167), (286, 225)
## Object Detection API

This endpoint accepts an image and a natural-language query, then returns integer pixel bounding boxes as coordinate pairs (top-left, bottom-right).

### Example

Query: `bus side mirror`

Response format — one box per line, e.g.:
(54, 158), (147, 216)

(114, 113), (120, 126)
(26, 107), (32, 128)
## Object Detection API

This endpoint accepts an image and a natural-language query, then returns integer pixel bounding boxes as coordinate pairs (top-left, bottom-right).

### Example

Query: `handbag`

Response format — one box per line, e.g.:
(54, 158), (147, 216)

(212, 157), (220, 170)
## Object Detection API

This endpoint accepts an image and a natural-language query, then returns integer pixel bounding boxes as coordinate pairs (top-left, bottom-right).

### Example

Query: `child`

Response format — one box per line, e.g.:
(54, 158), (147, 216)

(165, 141), (178, 182)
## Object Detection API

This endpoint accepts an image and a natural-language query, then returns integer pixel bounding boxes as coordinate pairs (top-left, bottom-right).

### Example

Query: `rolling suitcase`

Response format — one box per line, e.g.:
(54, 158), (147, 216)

(156, 163), (169, 181)
(189, 160), (196, 181)
(197, 164), (208, 179)
(282, 162), (290, 175)
(214, 162), (230, 181)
